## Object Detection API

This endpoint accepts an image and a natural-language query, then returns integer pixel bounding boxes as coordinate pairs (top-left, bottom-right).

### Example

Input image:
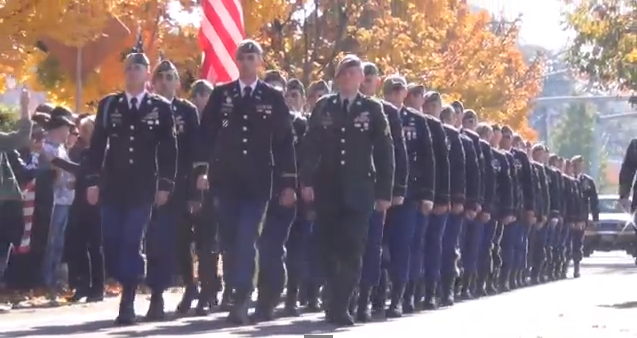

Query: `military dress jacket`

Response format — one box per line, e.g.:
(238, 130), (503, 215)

(299, 93), (394, 211)
(400, 107), (435, 201)
(479, 140), (495, 213)
(380, 100), (408, 198)
(424, 114), (450, 205)
(193, 80), (297, 201)
(443, 124), (466, 205)
(619, 138), (637, 210)
(460, 132), (480, 210)
(578, 173), (599, 222)
(462, 129), (485, 206)
(169, 97), (199, 203)
(86, 92), (178, 206)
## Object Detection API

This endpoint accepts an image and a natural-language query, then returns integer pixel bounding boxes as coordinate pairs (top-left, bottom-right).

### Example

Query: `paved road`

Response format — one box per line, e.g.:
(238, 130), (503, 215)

(1, 251), (636, 337)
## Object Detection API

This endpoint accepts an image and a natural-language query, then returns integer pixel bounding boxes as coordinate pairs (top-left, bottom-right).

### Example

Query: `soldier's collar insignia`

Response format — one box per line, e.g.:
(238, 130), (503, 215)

(118, 97), (124, 103)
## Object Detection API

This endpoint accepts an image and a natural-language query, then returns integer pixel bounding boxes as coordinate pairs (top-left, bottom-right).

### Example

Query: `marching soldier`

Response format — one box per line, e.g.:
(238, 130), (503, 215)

(282, 78), (312, 316)
(571, 155), (598, 278)
(355, 65), (408, 322)
(193, 40), (297, 325)
(619, 138), (637, 212)
(420, 91), (450, 309)
(379, 75), (434, 317)
(85, 52), (178, 325)
(437, 104), (468, 306)
(144, 60), (202, 319)
(254, 70), (299, 322)
(299, 54), (394, 326)
(529, 144), (551, 284)
(458, 109), (489, 299)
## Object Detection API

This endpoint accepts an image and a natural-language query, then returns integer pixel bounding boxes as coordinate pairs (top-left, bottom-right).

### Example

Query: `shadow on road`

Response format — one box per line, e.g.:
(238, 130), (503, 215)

(598, 301), (637, 310)
(0, 318), (116, 338)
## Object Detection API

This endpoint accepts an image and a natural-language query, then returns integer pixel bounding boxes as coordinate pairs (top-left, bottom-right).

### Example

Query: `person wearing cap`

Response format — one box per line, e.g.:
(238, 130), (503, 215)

(571, 155), (598, 278)
(193, 39), (297, 325)
(472, 123), (514, 296)
(190, 79), (214, 116)
(306, 80), (330, 112)
(417, 91), (452, 309)
(279, 77), (313, 316)
(433, 103), (468, 306)
(36, 106), (77, 292)
(527, 143), (552, 285)
(377, 74), (435, 317)
(140, 60), (202, 319)
(351, 65), (407, 321)
(84, 52), (178, 325)
(298, 54), (394, 326)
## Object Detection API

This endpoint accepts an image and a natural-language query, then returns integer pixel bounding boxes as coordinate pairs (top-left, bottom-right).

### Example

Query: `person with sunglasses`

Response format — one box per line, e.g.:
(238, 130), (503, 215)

(84, 52), (178, 325)
(142, 60), (204, 319)
(193, 39), (297, 325)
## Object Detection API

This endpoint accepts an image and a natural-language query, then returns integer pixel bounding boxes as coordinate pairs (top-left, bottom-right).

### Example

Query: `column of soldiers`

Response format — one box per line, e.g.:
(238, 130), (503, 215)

(83, 39), (599, 327)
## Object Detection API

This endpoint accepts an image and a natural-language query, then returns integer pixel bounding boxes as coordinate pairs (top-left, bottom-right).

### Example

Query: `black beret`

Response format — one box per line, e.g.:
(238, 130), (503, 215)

(236, 39), (263, 55)
(382, 75), (407, 94)
(125, 52), (150, 66)
(263, 70), (286, 89)
(308, 80), (330, 94)
(48, 106), (75, 129)
(153, 60), (177, 74)
(363, 62), (379, 76)
(335, 54), (362, 76)
(407, 83), (425, 95)
(450, 100), (464, 112)
(423, 91), (441, 103)
(287, 78), (305, 94)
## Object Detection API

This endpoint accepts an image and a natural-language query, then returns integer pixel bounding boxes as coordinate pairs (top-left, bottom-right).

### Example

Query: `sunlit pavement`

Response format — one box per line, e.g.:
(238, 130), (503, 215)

(1, 251), (636, 337)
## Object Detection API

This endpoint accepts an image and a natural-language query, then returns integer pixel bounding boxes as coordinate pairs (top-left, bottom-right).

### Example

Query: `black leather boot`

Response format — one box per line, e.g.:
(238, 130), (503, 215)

(475, 273), (487, 297)
(439, 276), (455, 307)
(330, 290), (355, 326)
(460, 274), (474, 300)
(252, 288), (275, 323)
(401, 281), (415, 314)
(284, 282), (300, 317)
(371, 273), (387, 316)
(220, 288), (234, 311)
(509, 270), (518, 289)
(573, 262), (581, 278)
(422, 283), (438, 310)
(226, 289), (251, 325)
(386, 283), (405, 318)
(413, 281), (424, 311)
(306, 283), (321, 312)
(355, 286), (372, 323)
(114, 287), (137, 325)
(145, 292), (166, 321)
(486, 271), (498, 295)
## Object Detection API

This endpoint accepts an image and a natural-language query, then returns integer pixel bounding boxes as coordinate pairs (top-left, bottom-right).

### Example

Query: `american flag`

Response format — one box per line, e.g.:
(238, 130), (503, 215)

(199, 0), (245, 84)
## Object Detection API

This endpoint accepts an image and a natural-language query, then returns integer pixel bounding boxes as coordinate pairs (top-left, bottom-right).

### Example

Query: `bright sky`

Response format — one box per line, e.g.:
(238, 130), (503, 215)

(469, 0), (572, 51)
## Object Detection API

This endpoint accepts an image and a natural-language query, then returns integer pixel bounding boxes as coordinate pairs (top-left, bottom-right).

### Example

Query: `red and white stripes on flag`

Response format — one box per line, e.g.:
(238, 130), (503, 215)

(199, 0), (245, 84)
(10, 180), (36, 255)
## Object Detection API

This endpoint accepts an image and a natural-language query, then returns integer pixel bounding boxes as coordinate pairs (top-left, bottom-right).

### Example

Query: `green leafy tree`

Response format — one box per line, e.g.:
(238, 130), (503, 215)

(0, 105), (19, 132)
(551, 102), (609, 190)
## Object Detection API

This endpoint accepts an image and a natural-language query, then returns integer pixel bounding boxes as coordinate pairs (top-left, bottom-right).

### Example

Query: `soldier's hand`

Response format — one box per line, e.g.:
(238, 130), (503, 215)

(301, 186), (314, 203)
(465, 209), (477, 220)
(155, 191), (169, 206)
(419, 200), (434, 214)
(432, 204), (448, 214)
(375, 200), (391, 212)
(478, 212), (491, 223)
(620, 197), (631, 212)
(188, 201), (202, 214)
(501, 215), (515, 225)
(19, 88), (30, 118)
(196, 174), (209, 190)
(87, 186), (99, 205)
(279, 188), (297, 207)
(391, 196), (404, 206)
(451, 203), (464, 215)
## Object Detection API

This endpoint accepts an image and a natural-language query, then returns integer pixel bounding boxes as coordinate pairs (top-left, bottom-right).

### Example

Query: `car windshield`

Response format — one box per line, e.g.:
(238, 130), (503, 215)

(598, 198), (625, 213)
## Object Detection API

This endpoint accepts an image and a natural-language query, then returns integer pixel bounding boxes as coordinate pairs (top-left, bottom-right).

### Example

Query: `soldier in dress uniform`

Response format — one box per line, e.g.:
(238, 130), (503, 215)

(420, 91), (450, 309)
(619, 139), (637, 212)
(299, 54), (394, 326)
(252, 70), (301, 321)
(281, 78), (314, 315)
(436, 104), (468, 306)
(401, 82), (434, 312)
(85, 52), (178, 325)
(193, 40), (297, 325)
(541, 151), (562, 282)
(571, 155), (598, 278)
(378, 75), (434, 317)
(560, 159), (580, 278)
(143, 60), (201, 319)
(355, 65), (408, 322)
(458, 109), (490, 299)
(528, 144), (552, 284)
(475, 123), (514, 296)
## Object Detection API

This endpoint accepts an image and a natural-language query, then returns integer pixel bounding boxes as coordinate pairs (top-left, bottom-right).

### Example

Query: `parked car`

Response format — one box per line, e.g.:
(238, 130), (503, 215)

(583, 194), (634, 257)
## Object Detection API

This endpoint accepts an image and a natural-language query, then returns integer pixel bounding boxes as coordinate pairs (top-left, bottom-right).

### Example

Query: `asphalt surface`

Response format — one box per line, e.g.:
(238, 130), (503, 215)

(1, 251), (636, 337)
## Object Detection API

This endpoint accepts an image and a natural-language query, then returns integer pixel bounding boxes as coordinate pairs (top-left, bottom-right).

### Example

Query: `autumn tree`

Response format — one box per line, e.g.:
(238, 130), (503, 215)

(552, 102), (609, 189)
(563, 0), (636, 92)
